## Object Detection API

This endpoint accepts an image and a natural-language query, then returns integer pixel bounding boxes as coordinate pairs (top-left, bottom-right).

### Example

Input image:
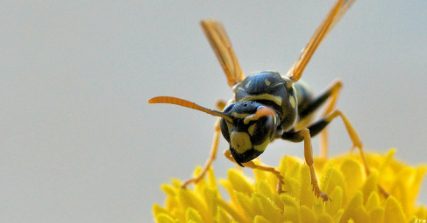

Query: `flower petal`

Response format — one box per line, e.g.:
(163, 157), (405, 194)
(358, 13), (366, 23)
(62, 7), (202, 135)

(228, 169), (253, 195)
(384, 196), (407, 223)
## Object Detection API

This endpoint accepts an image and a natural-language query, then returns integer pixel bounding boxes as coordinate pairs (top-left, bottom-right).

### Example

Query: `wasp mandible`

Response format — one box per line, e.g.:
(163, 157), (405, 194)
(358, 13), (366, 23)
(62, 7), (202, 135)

(149, 0), (373, 201)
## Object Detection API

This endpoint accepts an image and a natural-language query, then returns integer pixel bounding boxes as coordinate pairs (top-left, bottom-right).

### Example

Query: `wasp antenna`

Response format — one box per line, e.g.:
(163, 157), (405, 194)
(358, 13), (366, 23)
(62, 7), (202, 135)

(149, 96), (232, 122)
(243, 106), (276, 125)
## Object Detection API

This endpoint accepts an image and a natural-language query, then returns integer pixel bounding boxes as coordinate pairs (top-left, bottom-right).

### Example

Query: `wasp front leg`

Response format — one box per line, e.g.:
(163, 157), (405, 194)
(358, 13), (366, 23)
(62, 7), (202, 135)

(224, 150), (285, 193)
(282, 128), (329, 201)
(181, 100), (226, 188)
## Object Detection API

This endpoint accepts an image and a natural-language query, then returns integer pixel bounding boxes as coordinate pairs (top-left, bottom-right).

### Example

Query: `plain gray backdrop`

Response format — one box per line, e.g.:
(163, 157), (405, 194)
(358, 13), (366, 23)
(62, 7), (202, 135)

(0, 0), (426, 222)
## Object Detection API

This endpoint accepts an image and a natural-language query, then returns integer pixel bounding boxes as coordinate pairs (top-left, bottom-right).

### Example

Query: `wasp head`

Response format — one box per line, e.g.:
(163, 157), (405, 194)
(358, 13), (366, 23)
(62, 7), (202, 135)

(220, 101), (279, 166)
(148, 96), (279, 166)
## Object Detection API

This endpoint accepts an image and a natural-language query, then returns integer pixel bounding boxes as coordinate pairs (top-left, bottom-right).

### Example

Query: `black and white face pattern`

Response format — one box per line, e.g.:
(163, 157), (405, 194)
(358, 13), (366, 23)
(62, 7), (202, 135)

(220, 101), (278, 166)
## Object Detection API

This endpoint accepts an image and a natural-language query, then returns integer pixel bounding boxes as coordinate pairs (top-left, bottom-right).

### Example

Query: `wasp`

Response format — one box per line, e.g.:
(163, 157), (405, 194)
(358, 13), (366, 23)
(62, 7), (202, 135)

(149, 0), (376, 201)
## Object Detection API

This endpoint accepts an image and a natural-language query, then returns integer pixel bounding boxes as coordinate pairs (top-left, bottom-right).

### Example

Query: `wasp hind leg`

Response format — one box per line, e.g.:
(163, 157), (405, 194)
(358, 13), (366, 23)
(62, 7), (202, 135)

(182, 100), (226, 188)
(224, 150), (285, 193)
(319, 80), (343, 158)
(314, 110), (389, 197)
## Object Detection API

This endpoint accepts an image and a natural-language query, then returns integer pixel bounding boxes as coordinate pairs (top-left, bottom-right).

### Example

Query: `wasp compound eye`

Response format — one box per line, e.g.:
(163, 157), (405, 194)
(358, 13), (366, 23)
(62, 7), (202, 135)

(250, 116), (274, 145)
(220, 118), (230, 142)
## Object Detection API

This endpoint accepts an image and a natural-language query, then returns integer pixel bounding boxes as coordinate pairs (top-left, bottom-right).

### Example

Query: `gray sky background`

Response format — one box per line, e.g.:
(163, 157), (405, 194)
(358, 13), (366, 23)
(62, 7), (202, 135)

(0, 1), (426, 222)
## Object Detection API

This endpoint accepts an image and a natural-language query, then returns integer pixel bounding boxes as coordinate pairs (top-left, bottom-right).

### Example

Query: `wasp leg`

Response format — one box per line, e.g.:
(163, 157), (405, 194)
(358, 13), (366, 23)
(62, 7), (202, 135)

(282, 128), (329, 201)
(323, 110), (367, 171)
(182, 100), (226, 188)
(182, 119), (221, 188)
(316, 110), (389, 197)
(297, 80), (343, 158)
(298, 81), (339, 120)
(320, 81), (343, 117)
(224, 150), (285, 193)
(284, 110), (388, 197)
(320, 80), (343, 158)
(288, 110), (365, 171)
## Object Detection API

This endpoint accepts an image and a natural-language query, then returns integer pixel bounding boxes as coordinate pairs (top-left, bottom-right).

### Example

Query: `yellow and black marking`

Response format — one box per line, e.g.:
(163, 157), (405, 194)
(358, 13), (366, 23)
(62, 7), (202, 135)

(219, 100), (277, 165)
(148, 0), (380, 202)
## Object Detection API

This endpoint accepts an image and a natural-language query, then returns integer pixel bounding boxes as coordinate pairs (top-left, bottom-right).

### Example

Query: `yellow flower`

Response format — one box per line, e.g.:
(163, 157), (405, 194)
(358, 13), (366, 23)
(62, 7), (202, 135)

(153, 149), (427, 223)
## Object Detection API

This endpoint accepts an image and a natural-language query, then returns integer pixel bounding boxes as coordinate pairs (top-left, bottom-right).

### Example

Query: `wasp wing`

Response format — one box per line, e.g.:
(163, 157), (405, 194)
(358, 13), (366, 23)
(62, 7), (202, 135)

(201, 20), (245, 87)
(287, 0), (355, 82)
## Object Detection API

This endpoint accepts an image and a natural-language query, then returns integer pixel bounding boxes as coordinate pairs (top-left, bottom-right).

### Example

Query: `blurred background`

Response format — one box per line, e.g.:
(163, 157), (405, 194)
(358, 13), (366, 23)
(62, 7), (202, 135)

(0, 0), (426, 222)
